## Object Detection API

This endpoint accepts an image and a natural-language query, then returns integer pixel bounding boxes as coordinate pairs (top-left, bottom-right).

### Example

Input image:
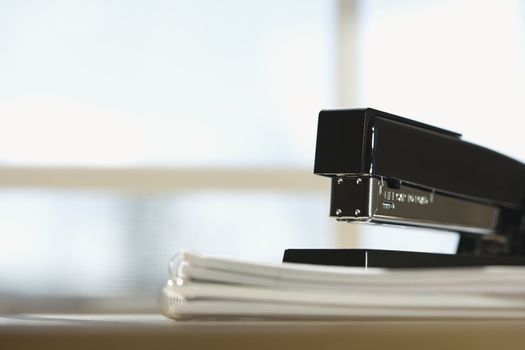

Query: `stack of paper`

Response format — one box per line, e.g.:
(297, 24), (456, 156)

(160, 251), (525, 320)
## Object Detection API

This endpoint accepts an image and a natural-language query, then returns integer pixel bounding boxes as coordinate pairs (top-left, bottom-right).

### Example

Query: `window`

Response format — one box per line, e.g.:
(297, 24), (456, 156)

(0, 0), (337, 166)
(0, 0), (339, 312)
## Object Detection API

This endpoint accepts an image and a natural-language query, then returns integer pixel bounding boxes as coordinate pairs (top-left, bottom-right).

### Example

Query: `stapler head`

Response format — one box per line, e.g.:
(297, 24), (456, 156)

(284, 108), (525, 267)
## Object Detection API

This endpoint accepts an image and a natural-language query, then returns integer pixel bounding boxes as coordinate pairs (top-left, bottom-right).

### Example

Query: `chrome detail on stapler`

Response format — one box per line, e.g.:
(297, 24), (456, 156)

(332, 176), (499, 235)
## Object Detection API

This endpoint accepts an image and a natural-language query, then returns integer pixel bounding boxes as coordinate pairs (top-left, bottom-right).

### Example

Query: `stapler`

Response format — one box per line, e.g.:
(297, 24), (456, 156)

(283, 108), (525, 267)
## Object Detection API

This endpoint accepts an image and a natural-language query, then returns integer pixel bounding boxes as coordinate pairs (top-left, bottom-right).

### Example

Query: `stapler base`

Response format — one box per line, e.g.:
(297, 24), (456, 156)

(282, 249), (525, 268)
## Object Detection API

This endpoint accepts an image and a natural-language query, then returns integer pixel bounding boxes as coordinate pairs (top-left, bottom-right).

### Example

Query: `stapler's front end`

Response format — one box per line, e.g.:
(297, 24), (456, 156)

(284, 108), (525, 267)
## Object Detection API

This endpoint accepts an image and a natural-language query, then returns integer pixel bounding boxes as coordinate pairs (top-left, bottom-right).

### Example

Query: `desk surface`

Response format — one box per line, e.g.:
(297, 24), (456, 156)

(1, 314), (525, 350)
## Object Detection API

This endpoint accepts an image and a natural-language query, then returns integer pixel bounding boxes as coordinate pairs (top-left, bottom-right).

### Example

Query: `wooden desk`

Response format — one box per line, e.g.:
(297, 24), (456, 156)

(1, 314), (524, 350)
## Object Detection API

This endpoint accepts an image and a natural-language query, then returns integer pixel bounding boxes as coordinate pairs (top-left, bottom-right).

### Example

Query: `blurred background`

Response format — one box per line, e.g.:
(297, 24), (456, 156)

(1, 0), (524, 313)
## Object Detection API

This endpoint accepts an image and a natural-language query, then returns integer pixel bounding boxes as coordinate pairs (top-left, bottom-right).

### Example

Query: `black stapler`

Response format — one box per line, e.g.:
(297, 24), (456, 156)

(283, 108), (525, 268)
